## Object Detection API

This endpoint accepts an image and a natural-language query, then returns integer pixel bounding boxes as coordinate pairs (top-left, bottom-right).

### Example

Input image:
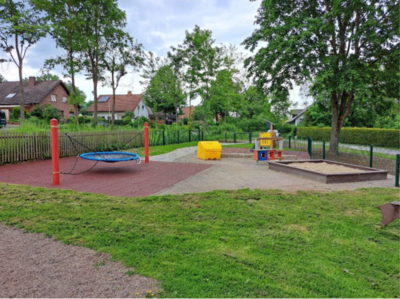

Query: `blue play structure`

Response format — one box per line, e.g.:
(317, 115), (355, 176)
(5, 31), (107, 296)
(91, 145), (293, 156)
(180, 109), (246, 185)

(80, 152), (141, 163)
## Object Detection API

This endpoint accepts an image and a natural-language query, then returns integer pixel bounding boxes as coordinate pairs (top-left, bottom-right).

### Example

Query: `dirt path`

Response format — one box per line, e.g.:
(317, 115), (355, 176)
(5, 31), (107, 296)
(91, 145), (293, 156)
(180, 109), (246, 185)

(0, 225), (158, 298)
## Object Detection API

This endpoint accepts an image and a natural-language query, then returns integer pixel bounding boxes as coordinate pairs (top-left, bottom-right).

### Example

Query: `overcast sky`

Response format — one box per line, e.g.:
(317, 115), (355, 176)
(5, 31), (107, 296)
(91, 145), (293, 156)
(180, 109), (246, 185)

(0, 0), (304, 107)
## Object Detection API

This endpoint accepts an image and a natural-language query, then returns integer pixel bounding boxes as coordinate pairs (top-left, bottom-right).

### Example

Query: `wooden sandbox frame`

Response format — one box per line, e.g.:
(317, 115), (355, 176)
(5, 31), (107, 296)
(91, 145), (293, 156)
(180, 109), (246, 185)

(268, 159), (389, 184)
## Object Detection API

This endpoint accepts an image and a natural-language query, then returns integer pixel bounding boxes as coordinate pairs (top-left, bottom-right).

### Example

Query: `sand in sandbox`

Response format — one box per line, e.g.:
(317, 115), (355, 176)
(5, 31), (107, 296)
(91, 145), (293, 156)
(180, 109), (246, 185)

(289, 162), (366, 174)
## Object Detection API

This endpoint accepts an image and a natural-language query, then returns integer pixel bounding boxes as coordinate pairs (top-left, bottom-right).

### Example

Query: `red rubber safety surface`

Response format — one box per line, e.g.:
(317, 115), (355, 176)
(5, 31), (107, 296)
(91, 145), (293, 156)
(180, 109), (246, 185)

(0, 157), (213, 197)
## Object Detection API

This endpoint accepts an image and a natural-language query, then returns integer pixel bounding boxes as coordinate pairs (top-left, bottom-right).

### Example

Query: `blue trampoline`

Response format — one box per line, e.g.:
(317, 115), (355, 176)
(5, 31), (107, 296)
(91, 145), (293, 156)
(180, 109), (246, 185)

(80, 152), (141, 163)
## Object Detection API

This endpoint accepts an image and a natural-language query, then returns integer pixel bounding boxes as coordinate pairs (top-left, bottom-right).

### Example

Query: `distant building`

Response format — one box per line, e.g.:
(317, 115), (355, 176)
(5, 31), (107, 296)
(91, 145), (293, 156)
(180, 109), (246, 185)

(0, 76), (74, 122)
(87, 91), (151, 121)
(286, 107), (308, 126)
(178, 106), (196, 119)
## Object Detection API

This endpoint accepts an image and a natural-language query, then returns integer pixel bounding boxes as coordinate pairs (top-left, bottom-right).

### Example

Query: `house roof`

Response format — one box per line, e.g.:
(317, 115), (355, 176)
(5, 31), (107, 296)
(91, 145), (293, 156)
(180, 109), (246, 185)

(0, 80), (70, 105)
(87, 93), (143, 113)
(286, 107), (309, 124)
(178, 106), (196, 119)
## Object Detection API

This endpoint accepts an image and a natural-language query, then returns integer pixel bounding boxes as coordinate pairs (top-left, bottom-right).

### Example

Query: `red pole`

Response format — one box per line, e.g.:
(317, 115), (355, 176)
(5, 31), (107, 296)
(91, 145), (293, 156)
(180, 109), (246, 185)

(144, 122), (149, 163)
(51, 118), (60, 185)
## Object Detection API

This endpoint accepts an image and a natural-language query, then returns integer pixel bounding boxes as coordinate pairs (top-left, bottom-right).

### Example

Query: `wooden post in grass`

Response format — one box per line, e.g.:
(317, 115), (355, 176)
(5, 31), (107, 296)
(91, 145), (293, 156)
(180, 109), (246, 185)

(50, 118), (60, 185)
(144, 122), (149, 163)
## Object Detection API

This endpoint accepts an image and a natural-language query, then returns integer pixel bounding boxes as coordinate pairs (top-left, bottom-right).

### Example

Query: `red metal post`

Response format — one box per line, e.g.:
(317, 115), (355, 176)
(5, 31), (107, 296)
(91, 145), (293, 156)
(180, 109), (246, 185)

(144, 122), (149, 163)
(51, 118), (60, 185)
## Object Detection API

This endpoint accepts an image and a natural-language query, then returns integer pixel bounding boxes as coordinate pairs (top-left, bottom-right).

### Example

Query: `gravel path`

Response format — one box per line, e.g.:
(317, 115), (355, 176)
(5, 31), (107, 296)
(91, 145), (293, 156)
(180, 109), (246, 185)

(0, 225), (158, 298)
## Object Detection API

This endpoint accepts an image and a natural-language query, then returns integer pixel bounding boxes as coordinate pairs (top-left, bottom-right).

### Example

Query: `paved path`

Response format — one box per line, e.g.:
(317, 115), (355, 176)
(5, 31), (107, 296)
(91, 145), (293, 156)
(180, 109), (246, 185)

(155, 155), (395, 196)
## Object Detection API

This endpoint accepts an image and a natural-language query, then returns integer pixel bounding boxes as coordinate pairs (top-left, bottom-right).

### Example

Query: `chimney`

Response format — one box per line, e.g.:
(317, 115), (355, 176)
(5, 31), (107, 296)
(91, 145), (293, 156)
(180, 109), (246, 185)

(127, 91), (132, 96)
(28, 77), (36, 87)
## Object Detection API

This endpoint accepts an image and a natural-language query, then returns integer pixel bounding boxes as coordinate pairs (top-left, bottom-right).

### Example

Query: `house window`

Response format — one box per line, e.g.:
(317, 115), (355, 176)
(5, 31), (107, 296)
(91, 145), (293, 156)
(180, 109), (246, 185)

(51, 95), (57, 102)
(6, 93), (16, 98)
(63, 97), (68, 103)
(142, 105), (144, 109)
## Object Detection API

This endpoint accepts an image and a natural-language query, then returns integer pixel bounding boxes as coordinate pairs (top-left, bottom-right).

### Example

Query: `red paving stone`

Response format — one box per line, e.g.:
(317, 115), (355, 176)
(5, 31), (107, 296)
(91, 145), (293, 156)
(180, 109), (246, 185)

(222, 148), (310, 159)
(0, 157), (213, 197)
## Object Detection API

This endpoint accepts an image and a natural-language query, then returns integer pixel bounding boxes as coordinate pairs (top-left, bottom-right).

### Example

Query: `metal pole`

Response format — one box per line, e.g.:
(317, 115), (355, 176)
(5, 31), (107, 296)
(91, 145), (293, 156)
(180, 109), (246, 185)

(289, 136), (291, 148)
(308, 137), (313, 159)
(162, 130), (165, 146)
(322, 140), (325, 159)
(198, 128), (201, 141)
(249, 132), (252, 144)
(370, 145), (373, 168)
(189, 130), (191, 142)
(225, 131), (227, 143)
(234, 132), (237, 143)
(396, 154), (400, 187)
(50, 119), (60, 185)
(144, 122), (149, 163)
(177, 130), (180, 144)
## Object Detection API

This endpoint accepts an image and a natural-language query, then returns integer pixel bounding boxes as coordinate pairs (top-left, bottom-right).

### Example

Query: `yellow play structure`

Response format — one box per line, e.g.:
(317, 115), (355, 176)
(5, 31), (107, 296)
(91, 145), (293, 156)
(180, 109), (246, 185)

(197, 141), (222, 160)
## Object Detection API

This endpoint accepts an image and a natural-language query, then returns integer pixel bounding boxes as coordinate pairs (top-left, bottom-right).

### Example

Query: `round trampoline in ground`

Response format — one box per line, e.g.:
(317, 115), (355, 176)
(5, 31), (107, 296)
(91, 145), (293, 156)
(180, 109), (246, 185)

(80, 152), (141, 163)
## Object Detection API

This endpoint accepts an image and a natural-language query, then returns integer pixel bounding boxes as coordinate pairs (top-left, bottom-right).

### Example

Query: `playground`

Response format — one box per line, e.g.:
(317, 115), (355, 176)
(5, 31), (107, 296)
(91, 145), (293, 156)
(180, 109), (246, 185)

(0, 120), (399, 298)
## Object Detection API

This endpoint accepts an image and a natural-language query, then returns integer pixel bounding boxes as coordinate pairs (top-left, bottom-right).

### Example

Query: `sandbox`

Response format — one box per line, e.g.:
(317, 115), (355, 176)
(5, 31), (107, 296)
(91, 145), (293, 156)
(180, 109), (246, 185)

(268, 159), (389, 183)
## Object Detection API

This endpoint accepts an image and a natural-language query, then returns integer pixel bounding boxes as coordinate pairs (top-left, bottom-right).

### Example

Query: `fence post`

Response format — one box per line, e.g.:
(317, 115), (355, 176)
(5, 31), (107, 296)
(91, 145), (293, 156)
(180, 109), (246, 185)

(370, 145), (373, 168)
(177, 130), (180, 144)
(50, 119), (60, 185)
(322, 140), (326, 159)
(162, 130), (165, 146)
(189, 130), (191, 142)
(307, 137), (313, 159)
(144, 122), (149, 163)
(395, 154), (400, 187)
(234, 132), (237, 143)
(198, 128), (201, 141)
(225, 132), (227, 143)
(289, 136), (291, 148)
(249, 132), (252, 144)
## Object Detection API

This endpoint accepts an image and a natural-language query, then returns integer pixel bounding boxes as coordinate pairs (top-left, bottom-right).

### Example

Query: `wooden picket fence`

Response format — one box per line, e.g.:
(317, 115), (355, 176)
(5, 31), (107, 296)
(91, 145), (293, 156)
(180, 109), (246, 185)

(0, 130), (143, 164)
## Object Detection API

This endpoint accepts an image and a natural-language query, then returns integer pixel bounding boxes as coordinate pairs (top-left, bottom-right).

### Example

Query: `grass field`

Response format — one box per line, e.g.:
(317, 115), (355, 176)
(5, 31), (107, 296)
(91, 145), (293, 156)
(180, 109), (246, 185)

(127, 141), (199, 157)
(0, 184), (398, 298)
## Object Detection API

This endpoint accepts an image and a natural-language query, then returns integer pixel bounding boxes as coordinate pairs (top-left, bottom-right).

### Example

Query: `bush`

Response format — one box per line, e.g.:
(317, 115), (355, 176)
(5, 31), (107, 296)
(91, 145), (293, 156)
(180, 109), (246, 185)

(11, 107), (30, 120)
(31, 105), (43, 118)
(297, 127), (400, 148)
(42, 104), (61, 121)
(122, 116), (132, 125)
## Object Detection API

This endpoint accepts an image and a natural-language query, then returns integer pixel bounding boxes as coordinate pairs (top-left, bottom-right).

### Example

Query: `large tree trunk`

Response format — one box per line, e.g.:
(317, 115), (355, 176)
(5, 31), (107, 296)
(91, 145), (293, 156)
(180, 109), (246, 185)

(18, 63), (25, 123)
(69, 38), (79, 126)
(329, 119), (341, 155)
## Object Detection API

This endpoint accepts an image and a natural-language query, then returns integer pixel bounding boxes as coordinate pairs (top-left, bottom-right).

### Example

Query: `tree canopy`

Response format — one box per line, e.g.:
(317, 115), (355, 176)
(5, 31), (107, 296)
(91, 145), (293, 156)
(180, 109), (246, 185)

(243, 0), (399, 153)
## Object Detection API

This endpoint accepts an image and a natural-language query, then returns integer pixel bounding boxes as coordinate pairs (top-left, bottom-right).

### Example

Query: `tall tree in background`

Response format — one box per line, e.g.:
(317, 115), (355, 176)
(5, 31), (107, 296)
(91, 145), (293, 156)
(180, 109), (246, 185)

(32, 0), (84, 125)
(103, 35), (145, 129)
(209, 69), (241, 123)
(243, 0), (399, 154)
(143, 65), (186, 122)
(79, 0), (126, 125)
(0, 0), (47, 123)
(168, 25), (222, 128)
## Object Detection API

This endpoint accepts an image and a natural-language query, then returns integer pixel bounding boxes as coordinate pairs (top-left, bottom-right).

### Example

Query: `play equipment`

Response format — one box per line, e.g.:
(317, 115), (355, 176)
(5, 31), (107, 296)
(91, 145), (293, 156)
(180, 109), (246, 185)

(253, 121), (284, 164)
(198, 141), (222, 160)
(51, 119), (149, 185)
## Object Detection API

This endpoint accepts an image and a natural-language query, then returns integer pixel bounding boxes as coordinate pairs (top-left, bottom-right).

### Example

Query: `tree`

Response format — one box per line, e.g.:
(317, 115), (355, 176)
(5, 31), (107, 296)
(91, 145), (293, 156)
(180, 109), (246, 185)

(31, 0), (84, 125)
(0, 0), (48, 123)
(0, 73), (5, 82)
(243, 0), (399, 154)
(168, 25), (222, 128)
(143, 65), (186, 121)
(103, 36), (145, 129)
(209, 69), (242, 123)
(241, 86), (270, 119)
(79, 0), (126, 125)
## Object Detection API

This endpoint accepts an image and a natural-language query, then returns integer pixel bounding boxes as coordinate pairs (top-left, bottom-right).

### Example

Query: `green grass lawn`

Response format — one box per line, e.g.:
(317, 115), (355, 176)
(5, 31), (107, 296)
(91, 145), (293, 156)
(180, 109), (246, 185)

(0, 184), (398, 297)
(127, 141), (199, 157)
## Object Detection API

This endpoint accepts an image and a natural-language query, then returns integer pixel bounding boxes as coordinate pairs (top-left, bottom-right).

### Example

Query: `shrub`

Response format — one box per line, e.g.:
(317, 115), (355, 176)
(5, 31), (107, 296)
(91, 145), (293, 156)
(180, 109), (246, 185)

(122, 116), (132, 125)
(42, 104), (61, 121)
(11, 107), (30, 120)
(297, 127), (400, 148)
(30, 105), (43, 118)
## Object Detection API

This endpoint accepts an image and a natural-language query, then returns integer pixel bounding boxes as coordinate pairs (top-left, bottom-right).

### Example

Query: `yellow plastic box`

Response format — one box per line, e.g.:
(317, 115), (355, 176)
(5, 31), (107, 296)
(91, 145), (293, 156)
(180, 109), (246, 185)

(197, 141), (222, 160)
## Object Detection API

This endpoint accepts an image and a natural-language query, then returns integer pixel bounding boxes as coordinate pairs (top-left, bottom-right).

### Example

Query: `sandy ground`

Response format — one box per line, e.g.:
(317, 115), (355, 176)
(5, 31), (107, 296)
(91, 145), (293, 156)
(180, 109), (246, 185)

(155, 154), (395, 195)
(0, 225), (158, 298)
(290, 161), (365, 174)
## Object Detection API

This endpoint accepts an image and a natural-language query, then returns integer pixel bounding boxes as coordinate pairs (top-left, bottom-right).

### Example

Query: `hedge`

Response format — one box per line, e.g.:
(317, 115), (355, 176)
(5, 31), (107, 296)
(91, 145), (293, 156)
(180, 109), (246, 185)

(297, 127), (400, 148)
